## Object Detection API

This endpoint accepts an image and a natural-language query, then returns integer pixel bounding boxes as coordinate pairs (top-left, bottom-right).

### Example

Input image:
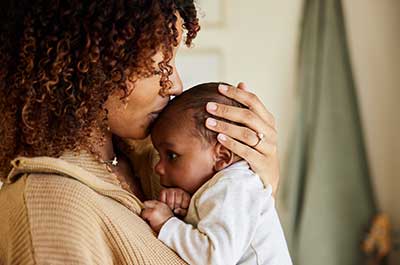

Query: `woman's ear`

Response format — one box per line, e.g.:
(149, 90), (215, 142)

(213, 142), (235, 171)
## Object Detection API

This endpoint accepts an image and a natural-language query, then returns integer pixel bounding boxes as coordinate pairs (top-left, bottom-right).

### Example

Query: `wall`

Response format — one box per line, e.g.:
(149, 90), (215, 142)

(177, 0), (399, 263)
(343, 0), (400, 263)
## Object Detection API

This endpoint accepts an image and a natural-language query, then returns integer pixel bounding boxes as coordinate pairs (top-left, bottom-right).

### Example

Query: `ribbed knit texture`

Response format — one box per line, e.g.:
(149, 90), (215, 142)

(0, 151), (186, 264)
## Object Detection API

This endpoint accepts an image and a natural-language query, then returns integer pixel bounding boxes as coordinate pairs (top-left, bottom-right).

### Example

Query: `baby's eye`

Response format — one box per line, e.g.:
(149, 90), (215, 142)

(167, 151), (178, 161)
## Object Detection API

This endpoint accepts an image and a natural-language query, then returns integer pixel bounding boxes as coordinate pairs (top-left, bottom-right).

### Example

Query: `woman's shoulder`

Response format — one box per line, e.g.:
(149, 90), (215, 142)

(1, 171), (96, 214)
(26, 171), (101, 206)
(21, 173), (185, 264)
(0, 172), (158, 264)
(0, 172), (102, 260)
(8, 172), (110, 228)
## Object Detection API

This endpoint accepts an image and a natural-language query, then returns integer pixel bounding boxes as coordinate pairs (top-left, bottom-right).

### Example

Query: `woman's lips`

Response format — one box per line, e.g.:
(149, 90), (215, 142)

(149, 102), (168, 123)
(148, 110), (162, 124)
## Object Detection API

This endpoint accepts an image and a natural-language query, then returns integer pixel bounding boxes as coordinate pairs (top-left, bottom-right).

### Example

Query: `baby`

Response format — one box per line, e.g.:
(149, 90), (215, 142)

(141, 82), (292, 265)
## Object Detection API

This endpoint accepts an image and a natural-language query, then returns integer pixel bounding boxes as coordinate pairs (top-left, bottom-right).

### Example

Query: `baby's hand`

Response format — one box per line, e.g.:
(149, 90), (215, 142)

(141, 200), (173, 233)
(159, 188), (191, 217)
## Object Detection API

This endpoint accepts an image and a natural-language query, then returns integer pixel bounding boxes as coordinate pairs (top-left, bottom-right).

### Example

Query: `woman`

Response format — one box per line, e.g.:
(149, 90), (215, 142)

(0, 0), (280, 264)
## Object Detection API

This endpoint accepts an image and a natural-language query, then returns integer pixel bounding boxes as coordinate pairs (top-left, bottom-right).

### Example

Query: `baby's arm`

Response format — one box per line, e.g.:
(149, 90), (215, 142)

(141, 188), (191, 233)
(155, 178), (262, 265)
(141, 200), (173, 233)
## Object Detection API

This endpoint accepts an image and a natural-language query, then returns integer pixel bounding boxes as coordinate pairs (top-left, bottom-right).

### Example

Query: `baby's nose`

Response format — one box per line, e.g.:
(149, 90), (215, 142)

(154, 161), (165, 176)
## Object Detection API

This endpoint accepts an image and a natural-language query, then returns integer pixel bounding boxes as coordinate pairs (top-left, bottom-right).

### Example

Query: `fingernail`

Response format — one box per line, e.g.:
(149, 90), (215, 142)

(207, 102), (217, 111)
(218, 133), (227, 141)
(206, 118), (217, 127)
(219, 84), (228, 92)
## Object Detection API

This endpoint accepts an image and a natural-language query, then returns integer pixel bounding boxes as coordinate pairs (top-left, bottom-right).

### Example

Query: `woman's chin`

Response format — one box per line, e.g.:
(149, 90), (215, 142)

(128, 129), (150, 140)
(137, 130), (150, 140)
(136, 121), (153, 139)
(113, 125), (149, 140)
(115, 116), (155, 140)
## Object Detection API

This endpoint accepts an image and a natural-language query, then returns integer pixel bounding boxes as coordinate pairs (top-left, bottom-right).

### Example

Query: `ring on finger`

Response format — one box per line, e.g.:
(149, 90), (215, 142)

(253, 132), (265, 148)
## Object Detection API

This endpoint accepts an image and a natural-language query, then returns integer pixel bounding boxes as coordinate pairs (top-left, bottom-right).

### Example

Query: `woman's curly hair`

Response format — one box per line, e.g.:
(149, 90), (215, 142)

(0, 0), (200, 178)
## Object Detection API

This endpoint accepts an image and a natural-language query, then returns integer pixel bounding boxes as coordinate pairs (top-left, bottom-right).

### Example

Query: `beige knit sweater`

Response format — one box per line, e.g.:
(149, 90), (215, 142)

(0, 141), (186, 264)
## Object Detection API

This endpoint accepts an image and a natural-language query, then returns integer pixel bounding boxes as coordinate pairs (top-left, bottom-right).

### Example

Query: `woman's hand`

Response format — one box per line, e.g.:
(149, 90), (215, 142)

(205, 82), (280, 197)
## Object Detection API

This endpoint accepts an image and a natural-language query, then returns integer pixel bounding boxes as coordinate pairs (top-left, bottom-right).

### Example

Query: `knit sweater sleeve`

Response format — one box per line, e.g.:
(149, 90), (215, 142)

(0, 175), (36, 264)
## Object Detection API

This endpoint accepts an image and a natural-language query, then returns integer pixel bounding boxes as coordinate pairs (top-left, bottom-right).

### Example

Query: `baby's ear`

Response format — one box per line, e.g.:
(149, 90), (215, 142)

(213, 142), (235, 171)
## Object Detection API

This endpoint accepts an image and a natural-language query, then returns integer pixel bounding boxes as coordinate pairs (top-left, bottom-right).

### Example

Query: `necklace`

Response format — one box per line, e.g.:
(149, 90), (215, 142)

(102, 156), (119, 167)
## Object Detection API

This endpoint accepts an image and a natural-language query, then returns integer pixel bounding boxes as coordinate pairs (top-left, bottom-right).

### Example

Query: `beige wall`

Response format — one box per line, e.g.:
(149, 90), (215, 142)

(343, 0), (400, 263)
(177, 0), (399, 262)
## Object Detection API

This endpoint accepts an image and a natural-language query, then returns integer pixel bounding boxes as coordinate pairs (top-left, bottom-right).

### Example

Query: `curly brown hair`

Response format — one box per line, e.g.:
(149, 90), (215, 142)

(0, 0), (200, 178)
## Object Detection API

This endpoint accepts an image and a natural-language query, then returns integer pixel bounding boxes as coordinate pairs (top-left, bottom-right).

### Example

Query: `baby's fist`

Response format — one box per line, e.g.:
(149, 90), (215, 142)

(159, 188), (191, 217)
(141, 200), (173, 233)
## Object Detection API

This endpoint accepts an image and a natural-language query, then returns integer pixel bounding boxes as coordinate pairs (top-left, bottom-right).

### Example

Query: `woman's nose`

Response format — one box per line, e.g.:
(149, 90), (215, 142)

(169, 66), (183, 96)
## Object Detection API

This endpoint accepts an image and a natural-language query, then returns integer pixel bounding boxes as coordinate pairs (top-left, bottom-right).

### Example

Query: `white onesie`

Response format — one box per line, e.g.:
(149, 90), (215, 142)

(158, 160), (293, 265)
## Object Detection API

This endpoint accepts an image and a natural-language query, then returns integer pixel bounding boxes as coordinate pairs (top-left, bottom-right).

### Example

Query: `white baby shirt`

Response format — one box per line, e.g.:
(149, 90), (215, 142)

(158, 161), (292, 265)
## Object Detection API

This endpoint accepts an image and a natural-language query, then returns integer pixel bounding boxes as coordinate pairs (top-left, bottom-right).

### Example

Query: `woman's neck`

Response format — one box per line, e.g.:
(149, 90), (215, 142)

(89, 130), (144, 199)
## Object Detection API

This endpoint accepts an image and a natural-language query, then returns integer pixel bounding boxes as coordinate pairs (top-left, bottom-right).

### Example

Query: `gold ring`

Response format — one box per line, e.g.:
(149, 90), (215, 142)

(253, 132), (264, 148)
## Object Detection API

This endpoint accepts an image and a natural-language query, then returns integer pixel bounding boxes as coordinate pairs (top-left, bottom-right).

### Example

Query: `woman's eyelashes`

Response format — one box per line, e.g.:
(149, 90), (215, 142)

(153, 69), (162, 75)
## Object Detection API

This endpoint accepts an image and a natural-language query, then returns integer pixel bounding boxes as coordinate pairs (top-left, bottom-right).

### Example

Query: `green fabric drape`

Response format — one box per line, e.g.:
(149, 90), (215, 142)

(278, 0), (376, 264)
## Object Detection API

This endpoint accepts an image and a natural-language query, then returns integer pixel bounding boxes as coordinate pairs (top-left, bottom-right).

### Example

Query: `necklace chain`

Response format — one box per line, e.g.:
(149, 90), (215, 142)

(102, 156), (118, 167)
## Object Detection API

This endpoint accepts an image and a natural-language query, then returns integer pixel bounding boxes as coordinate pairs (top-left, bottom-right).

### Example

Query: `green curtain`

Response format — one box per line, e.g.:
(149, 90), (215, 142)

(278, 0), (376, 264)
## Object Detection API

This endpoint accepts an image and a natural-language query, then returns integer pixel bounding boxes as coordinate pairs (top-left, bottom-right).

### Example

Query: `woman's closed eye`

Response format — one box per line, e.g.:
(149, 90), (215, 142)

(153, 69), (163, 76)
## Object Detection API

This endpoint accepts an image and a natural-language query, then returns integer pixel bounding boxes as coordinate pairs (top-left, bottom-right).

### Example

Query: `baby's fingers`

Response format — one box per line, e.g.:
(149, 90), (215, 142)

(174, 190), (191, 210)
(165, 191), (176, 210)
(141, 207), (153, 221)
(174, 208), (188, 217)
(181, 192), (190, 209)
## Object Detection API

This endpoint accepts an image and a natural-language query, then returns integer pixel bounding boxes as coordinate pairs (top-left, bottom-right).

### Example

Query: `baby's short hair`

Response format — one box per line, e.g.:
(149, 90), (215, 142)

(154, 82), (247, 145)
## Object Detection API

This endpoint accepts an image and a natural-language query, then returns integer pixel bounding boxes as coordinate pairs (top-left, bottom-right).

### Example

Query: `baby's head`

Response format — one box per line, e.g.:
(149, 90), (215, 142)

(151, 82), (246, 194)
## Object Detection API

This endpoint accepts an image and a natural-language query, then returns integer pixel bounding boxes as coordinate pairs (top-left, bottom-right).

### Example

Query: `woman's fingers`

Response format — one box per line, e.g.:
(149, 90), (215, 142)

(206, 103), (266, 131)
(205, 117), (277, 155)
(206, 103), (277, 141)
(217, 84), (275, 126)
(236, 82), (248, 91)
(206, 117), (259, 146)
(216, 133), (262, 165)
(204, 82), (281, 194)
